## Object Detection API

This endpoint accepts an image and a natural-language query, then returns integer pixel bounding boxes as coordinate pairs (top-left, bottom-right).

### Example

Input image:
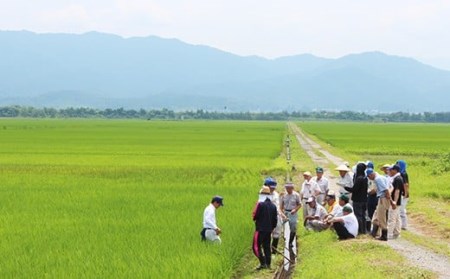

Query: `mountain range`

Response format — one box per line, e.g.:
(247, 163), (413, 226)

(1, 30), (449, 112)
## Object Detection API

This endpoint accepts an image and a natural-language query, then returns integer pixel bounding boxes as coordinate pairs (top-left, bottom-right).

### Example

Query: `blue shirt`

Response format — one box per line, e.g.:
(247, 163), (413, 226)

(374, 174), (389, 198)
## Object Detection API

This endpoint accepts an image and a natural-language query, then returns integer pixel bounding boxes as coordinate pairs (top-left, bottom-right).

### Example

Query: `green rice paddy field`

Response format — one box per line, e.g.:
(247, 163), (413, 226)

(0, 119), (285, 278)
(1, 119), (449, 278)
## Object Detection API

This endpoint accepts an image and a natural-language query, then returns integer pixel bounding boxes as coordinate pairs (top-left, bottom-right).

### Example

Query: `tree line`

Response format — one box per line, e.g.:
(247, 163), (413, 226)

(0, 106), (449, 123)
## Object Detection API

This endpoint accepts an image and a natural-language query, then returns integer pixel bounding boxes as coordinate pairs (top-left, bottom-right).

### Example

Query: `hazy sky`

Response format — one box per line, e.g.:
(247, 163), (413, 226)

(1, 0), (449, 70)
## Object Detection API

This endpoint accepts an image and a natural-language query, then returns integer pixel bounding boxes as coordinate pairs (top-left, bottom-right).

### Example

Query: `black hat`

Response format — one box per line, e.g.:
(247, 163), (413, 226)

(389, 165), (401, 172)
(211, 196), (224, 206)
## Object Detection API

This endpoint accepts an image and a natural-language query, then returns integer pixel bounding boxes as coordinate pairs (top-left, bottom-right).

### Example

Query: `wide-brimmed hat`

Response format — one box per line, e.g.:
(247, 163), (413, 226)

(335, 165), (350, 172)
(303, 171), (312, 177)
(327, 190), (336, 198)
(260, 186), (271, 195)
(380, 164), (392, 170)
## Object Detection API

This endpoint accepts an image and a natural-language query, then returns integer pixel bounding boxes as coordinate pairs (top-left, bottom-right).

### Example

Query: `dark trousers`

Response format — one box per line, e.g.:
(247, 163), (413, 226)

(353, 201), (367, 234)
(367, 195), (378, 220)
(333, 222), (355, 240)
(252, 231), (272, 267)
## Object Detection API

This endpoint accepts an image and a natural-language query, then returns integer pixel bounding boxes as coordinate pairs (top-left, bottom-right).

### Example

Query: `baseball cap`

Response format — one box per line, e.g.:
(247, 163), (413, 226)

(306, 197), (315, 203)
(389, 165), (401, 172)
(326, 190), (336, 198)
(284, 182), (294, 188)
(303, 171), (312, 177)
(264, 177), (277, 187)
(343, 205), (353, 213)
(211, 196), (224, 206)
(366, 168), (374, 176)
(316, 167), (324, 173)
(339, 194), (349, 202)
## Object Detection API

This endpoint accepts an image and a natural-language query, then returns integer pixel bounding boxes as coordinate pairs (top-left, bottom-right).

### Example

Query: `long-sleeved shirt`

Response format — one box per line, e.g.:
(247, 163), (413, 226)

(345, 175), (368, 202)
(253, 198), (278, 232)
(336, 173), (353, 194)
(203, 204), (218, 229)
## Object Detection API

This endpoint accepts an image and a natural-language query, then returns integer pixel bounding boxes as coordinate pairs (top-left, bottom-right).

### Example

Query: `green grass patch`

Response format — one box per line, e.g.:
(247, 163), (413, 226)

(296, 230), (436, 279)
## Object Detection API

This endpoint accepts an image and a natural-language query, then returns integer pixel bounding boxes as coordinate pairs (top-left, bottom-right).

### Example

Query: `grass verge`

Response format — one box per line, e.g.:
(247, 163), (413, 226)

(295, 229), (436, 279)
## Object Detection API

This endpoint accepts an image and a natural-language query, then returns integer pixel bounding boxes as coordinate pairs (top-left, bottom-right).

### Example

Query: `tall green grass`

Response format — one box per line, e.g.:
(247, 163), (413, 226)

(0, 119), (284, 278)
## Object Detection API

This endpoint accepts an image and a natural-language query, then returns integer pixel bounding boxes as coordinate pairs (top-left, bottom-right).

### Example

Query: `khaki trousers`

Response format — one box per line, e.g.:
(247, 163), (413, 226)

(388, 206), (401, 237)
(372, 197), (390, 230)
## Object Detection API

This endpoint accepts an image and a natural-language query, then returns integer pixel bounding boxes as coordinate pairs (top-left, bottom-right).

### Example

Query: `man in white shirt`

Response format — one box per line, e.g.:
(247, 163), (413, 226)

(313, 167), (329, 205)
(329, 205), (358, 240)
(300, 171), (321, 219)
(201, 196), (223, 243)
(335, 164), (353, 201)
(304, 197), (329, 231)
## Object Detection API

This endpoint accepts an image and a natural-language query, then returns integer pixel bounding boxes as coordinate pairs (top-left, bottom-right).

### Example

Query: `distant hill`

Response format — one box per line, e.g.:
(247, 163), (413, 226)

(1, 30), (449, 112)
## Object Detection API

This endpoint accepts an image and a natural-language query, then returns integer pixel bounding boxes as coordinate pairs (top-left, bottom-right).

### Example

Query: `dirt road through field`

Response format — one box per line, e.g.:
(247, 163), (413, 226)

(289, 122), (450, 279)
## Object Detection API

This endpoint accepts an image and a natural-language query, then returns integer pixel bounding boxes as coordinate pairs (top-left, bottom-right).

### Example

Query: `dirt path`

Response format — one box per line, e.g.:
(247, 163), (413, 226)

(289, 122), (450, 279)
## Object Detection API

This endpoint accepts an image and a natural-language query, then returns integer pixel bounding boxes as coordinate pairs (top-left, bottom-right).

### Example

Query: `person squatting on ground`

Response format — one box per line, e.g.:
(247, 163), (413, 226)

(201, 196), (223, 243)
(300, 171), (321, 220)
(396, 160), (409, 230)
(344, 163), (368, 234)
(280, 182), (302, 248)
(388, 165), (404, 239)
(252, 186), (278, 270)
(263, 177), (282, 254)
(328, 205), (359, 240)
(304, 196), (329, 231)
(313, 167), (329, 206)
(367, 168), (391, 241)
(322, 191), (343, 223)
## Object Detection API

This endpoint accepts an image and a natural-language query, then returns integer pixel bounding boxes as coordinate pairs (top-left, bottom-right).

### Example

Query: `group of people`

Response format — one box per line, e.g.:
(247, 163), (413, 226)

(200, 160), (409, 270)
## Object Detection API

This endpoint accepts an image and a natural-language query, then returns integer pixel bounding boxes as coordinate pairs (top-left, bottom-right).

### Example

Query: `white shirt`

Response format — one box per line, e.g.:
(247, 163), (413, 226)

(307, 203), (328, 220)
(272, 191), (280, 208)
(330, 204), (343, 217)
(342, 213), (358, 237)
(335, 203), (352, 217)
(301, 179), (321, 198)
(336, 173), (353, 194)
(313, 176), (329, 195)
(203, 204), (217, 229)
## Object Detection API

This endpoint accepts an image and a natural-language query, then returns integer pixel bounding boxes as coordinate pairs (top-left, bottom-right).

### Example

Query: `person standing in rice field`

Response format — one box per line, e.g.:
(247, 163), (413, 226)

(335, 164), (353, 201)
(300, 171), (321, 220)
(388, 165), (404, 239)
(280, 182), (301, 248)
(252, 186), (278, 270)
(366, 162), (378, 232)
(263, 177), (283, 254)
(396, 160), (409, 230)
(201, 196), (223, 243)
(367, 168), (390, 241)
(344, 163), (368, 234)
(313, 167), (329, 206)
